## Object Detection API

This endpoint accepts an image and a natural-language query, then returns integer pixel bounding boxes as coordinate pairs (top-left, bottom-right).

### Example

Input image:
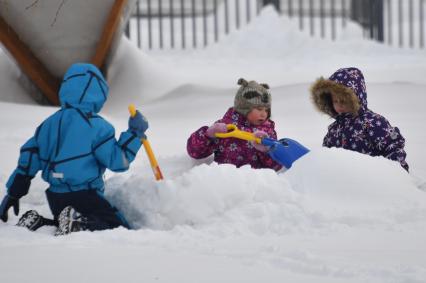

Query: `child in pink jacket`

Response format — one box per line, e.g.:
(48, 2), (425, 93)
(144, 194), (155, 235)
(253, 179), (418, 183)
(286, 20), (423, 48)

(187, 78), (282, 171)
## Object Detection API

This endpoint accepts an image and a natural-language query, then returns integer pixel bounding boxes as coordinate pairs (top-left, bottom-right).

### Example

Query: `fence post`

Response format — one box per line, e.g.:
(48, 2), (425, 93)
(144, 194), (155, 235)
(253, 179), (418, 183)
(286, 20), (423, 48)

(214, 0), (219, 42)
(246, 0), (251, 22)
(191, 0), (196, 48)
(159, 0), (163, 49)
(421, 0), (425, 48)
(350, 0), (368, 26)
(236, 0), (240, 29)
(147, 0), (152, 49)
(376, 0), (384, 42)
(331, 0), (336, 40)
(309, 0), (314, 36)
(299, 0), (304, 30)
(262, 0), (280, 11)
(225, 0), (229, 34)
(387, 0), (392, 45)
(398, 0), (403, 47)
(170, 0), (174, 48)
(409, 0), (414, 48)
(320, 0), (325, 38)
(136, 0), (141, 48)
(342, 0), (347, 28)
(181, 0), (186, 49)
(203, 0), (207, 46)
(369, 0), (374, 39)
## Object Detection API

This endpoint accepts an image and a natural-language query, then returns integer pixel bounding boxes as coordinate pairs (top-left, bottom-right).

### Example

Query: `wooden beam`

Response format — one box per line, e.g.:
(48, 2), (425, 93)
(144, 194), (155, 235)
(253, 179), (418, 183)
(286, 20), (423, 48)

(92, 0), (128, 69)
(0, 15), (60, 105)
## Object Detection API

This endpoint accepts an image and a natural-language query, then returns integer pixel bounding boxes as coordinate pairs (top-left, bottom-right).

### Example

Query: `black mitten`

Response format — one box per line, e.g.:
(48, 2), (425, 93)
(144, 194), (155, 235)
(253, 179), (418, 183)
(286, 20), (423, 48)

(0, 195), (20, 222)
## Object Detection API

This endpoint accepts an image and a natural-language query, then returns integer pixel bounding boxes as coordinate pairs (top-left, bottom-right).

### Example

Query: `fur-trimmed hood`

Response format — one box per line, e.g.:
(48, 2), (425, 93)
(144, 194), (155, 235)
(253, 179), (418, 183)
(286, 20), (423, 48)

(310, 67), (368, 118)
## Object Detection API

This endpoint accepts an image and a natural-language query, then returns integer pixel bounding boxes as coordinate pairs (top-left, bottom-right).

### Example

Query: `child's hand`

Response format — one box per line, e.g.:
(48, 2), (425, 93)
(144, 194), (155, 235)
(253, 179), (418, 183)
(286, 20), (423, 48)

(0, 194), (19, 223)
(206, 123), (228, 138)
(251, 130), (270, 152)
(128, 110), (149, 139)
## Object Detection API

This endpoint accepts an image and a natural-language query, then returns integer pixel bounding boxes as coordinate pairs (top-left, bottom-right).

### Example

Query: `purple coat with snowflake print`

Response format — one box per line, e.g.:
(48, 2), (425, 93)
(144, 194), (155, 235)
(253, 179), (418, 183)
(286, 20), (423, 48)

(187, 108), (282, 171)
(322, 68), (409, 171)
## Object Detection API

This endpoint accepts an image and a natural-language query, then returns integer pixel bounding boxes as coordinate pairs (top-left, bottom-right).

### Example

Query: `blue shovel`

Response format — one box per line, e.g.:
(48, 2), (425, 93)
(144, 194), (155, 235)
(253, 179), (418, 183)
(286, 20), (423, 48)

(215, 124), (310, 169)
(261, 138), (310, 169)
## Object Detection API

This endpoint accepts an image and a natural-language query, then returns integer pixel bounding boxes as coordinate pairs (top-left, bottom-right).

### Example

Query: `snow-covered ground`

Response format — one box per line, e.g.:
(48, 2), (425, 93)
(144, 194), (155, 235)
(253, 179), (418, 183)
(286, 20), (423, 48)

(1, 7), (426, 283)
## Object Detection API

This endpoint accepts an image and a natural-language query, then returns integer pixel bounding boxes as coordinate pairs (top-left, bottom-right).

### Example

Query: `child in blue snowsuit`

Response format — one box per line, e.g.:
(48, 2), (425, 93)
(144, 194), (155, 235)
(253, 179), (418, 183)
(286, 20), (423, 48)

(0, 63), (148, 235)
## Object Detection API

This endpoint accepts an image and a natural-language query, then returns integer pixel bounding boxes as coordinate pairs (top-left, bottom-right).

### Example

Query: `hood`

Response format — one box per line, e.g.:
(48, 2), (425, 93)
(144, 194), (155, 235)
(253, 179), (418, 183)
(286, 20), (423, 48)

(310, 67), (367, 118)
(59, 63), (109, 113)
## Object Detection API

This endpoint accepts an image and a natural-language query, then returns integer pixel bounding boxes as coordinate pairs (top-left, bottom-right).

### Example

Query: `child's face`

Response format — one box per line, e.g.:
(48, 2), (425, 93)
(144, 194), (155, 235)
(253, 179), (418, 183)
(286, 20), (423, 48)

(331, 93), (350, 114)
(247, 107), (268, 126)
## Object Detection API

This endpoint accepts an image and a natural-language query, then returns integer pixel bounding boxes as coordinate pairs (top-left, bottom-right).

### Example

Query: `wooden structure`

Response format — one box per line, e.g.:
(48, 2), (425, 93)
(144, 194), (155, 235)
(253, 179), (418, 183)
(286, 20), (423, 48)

(0, 0), (136, 105)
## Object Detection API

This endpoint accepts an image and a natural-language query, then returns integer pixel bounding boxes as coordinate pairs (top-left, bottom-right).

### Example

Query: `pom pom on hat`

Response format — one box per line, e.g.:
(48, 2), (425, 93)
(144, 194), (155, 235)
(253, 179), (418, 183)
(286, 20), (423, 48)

(234, 78), (271, 117)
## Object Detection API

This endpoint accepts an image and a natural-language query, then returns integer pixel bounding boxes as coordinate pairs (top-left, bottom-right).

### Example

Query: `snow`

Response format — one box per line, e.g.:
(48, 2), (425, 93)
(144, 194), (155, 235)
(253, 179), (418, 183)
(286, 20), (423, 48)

(1, 6), (426, 283)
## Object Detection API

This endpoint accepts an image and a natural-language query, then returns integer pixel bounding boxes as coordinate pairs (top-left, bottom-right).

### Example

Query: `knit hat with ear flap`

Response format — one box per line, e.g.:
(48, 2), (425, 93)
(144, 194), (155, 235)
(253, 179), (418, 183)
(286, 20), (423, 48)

(234, 78), (272, 117)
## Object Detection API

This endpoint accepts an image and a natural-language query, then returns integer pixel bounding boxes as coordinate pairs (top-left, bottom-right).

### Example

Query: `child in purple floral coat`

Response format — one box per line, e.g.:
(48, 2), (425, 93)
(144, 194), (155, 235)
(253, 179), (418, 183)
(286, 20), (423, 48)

(310, 67), (409, 171)
(187, 78), (282, 171)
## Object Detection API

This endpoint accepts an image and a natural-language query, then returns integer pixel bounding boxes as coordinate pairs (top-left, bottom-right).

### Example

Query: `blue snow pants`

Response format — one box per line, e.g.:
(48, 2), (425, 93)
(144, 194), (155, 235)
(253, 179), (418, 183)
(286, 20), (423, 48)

(45, 189), (130, 231)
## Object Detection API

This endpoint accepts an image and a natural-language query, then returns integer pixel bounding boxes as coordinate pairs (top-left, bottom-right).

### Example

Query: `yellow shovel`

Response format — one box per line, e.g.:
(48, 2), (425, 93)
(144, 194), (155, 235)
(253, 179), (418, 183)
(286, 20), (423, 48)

(215, 124), (262, 144)
(128, 104), (164, 181)
(215, 124), (310, 169)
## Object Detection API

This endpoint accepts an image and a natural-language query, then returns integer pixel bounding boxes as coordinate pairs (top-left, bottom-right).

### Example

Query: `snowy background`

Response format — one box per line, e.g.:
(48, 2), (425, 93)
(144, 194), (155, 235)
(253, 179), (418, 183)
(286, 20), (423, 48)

(1, 6), (426, 283)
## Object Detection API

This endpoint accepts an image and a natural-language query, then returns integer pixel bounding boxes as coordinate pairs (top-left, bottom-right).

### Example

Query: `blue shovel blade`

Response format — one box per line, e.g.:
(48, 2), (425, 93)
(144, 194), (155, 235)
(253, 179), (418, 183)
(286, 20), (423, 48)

(262, 137), (310, 169)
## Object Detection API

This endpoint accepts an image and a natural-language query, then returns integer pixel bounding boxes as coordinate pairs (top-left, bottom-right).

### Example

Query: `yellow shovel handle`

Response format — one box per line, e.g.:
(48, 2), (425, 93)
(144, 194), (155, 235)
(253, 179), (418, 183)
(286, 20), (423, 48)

(215, 124), (261, 144)
(128, 104), (164, 181)
(141, 139), (164, 181)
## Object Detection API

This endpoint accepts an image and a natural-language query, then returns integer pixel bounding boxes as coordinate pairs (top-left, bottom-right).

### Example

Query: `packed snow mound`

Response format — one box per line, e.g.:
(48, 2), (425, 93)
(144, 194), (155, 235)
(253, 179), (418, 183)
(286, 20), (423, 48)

(286, 147), (416, 205)
(105, 37), (187, 110)
(105, 148), (425, 235)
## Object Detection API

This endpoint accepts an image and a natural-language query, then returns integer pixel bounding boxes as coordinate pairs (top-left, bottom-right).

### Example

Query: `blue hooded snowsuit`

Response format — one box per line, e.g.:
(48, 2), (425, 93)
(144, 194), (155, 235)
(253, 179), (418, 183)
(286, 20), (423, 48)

(6, 63), (142, 230)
